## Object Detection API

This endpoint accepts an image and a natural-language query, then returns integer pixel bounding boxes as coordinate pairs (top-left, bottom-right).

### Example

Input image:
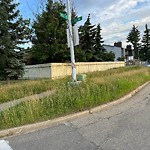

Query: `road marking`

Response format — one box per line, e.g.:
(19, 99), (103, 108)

(0, 140), (13, 150)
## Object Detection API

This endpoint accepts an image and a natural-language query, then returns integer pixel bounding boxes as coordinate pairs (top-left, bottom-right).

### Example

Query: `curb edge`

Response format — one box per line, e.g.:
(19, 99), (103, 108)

(0, 81), (149, 138)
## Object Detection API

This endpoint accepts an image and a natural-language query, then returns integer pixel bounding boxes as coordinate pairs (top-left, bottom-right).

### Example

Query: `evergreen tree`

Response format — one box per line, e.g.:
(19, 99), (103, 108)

(31, 0), (70, 64)
(79, 14), (96, 61)
(127, 25), (140, 59)
(92, 23), (105, 61)
(0, 0), (31, 80)
(140, 24), (150, 62)
(91, 23), (115, 62)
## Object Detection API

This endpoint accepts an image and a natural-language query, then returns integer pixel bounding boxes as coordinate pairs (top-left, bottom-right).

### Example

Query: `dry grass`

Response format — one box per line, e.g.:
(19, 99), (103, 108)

(0, 66), (150, 130)
(0, 78), (67, 104)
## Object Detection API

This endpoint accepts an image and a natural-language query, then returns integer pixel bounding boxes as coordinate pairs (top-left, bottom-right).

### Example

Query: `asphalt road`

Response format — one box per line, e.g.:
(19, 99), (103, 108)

(2, 83), (150, 150)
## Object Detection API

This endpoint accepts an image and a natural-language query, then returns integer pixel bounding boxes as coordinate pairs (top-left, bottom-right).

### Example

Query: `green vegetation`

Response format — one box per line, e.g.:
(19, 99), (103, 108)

(30, 0), (70, 64)
(79, 14), (115, 62)
(0, 0), (31, 80)
(140, 24), (150, 62)
(0, 66), (150, 130)
(0, 78), (66, 104)
(29, 1), (115, 64)
(127, 25), (141, 59)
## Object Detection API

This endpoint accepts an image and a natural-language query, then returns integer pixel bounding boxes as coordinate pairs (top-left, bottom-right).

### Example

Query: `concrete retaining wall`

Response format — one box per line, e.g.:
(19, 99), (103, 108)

(23, 64), (51, 79)
(23, 62), (125, 79)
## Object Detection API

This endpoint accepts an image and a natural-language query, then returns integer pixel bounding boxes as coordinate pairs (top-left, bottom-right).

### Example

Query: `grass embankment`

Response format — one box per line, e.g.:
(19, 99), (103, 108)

(0, 78), (66, 104)
(0, 66), (150, 130)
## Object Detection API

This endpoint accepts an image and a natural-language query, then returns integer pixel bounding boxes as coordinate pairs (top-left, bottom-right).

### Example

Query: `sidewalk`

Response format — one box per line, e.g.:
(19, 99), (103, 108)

(0, 90), (55, 112)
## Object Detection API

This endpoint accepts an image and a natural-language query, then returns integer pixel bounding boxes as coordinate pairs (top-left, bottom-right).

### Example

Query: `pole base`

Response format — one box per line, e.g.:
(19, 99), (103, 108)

(68, 81), (82, 86)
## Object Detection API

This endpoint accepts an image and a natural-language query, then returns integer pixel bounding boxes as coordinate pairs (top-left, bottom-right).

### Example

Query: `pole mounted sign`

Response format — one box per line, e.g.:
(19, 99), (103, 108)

(60, 12), (68, 20)
(60, 0), (82, 82)
(60, 13), (82, 24)
(71, 16), (82, 24)
(66, 0), (76, 82)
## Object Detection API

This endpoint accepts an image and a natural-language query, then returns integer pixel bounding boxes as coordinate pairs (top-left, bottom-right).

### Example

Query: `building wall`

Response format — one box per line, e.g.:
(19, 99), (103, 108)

(104, 45), (123, 61)
(23, 62), (125, 79)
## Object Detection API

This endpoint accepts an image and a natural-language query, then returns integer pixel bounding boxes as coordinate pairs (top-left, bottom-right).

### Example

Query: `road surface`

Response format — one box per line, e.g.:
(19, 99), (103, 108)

(1, 83), (150, 150)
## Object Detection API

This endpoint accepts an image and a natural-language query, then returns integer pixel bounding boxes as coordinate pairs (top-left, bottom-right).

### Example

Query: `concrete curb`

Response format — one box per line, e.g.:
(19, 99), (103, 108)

(0, 81), (149, 138)
(90, 81), (149, 113)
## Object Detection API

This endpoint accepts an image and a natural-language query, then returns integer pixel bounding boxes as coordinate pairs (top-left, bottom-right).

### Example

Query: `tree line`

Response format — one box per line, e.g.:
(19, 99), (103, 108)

(0, 0), (150, 80)
(127, 24), (150, 62)
(30, 1), (115, 64)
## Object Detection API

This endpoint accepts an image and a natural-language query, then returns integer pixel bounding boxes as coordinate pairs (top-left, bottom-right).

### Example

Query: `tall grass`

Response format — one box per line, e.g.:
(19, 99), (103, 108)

(0, 78), (68, 104)
(0, 66), (150, 130)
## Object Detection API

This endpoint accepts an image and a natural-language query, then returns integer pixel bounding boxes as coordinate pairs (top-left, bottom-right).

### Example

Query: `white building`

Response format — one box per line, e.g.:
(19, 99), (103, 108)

(104, 44), (124, 61)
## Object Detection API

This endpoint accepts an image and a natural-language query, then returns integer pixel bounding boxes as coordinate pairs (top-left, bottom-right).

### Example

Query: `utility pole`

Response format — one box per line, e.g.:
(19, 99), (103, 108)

(66, 0), (76, 82)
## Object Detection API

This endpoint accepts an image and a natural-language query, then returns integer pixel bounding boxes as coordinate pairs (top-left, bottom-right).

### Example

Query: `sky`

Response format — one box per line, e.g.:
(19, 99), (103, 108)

(18, 0), (150, 48)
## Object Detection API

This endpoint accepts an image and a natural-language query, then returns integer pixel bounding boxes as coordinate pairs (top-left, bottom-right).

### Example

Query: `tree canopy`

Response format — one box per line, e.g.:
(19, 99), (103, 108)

(140, 24), (150, 62)
(0, 0), (31, 80)
(127, 25), (140, 59)
(30, 0), (70, 64)
(79, 14), (96, 61)
(79, 16), (115, 62)
(92, 24), (115, 61)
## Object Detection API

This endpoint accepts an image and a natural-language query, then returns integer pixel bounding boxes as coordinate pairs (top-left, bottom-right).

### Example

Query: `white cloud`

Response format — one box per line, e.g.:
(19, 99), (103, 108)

(18, 0), (150, 48)
(74, 0), (150, 47)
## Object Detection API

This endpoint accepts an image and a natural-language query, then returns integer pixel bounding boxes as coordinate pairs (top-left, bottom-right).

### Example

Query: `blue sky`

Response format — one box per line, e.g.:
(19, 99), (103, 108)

(18, 0), (150, 48)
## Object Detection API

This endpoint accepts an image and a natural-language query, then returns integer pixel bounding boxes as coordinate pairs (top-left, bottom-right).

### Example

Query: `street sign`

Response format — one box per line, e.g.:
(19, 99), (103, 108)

(73, 24), (79, 46)
(60, 12), (68, 20)
(71, 16), (82, 24)
(67, 25), (79, 48)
